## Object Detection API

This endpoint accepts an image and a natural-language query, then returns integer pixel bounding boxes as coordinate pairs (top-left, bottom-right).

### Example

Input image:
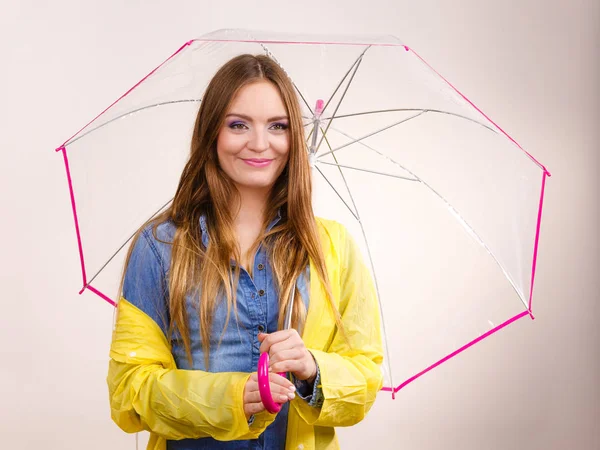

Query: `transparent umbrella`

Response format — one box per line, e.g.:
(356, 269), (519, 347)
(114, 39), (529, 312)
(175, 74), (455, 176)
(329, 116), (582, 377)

(55, 28), (551, 397)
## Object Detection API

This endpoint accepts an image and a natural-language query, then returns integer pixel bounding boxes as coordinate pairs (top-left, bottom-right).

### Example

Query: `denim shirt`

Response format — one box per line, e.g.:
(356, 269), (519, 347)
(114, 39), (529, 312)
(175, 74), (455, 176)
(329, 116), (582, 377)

(122, 213), (321, 450)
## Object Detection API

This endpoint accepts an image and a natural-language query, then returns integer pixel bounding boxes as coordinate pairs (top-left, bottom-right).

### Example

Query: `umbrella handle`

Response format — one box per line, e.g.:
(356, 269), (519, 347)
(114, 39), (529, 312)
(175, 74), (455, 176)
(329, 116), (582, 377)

(258, 280), (297, 414)
(258, 352), (286, 414)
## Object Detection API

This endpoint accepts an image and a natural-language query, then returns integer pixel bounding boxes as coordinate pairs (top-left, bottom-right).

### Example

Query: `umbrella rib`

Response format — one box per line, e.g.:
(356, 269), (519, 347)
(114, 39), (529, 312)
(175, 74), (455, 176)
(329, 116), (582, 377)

(65, 99), (200, 147)
(321, 45), (371, 115)
(318, 128), (396, 394)
(431, 186), (529, 309)
(316, 47), (370, 153)
(308, 109), (495, 136)
(314, 166), (358, 221)
(320, 123), (422, 178)
(83, 197), (174, 289)
(259, 42), (314, 116)
(293, 84), (314, 117)
(317, 161), (419, 181)
(321, 108), (496, 133)
(318, 110), (427, 158)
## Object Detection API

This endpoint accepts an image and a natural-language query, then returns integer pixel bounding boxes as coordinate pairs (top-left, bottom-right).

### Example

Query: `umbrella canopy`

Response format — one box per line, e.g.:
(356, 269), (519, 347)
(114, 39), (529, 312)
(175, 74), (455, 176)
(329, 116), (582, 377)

(55, 29), (550, 395)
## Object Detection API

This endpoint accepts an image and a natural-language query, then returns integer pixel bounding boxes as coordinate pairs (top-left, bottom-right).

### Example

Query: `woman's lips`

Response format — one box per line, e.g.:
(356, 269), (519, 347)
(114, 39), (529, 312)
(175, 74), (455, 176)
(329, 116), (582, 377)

(242, 158), (273, 168)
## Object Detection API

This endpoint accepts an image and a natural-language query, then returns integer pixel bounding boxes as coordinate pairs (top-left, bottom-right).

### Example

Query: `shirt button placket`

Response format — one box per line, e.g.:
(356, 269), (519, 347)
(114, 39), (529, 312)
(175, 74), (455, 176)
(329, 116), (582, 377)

(254, 255), (267, 334)
(256, 259), (267, 329)
(257, 288), (266, 332)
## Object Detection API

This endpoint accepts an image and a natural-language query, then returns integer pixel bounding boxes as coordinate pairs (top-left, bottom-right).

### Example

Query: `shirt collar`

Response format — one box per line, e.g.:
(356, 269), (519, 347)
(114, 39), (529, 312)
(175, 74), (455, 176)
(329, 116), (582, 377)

(199, 208), (282, 249)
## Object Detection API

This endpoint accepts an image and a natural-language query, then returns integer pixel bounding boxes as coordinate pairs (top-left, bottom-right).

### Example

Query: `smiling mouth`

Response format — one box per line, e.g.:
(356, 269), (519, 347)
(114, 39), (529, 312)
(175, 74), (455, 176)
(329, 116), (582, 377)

(242, 158), (273, 167)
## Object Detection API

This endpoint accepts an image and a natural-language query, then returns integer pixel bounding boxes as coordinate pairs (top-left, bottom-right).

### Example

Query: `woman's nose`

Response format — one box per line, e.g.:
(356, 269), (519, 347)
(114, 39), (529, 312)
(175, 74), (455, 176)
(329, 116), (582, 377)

(247, 129), (269, 152)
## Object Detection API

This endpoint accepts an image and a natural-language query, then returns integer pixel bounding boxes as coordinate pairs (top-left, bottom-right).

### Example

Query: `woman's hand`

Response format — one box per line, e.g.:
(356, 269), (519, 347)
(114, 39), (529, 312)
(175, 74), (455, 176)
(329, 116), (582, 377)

(243, 372), (296, 420)
(258, 330), (317, 382)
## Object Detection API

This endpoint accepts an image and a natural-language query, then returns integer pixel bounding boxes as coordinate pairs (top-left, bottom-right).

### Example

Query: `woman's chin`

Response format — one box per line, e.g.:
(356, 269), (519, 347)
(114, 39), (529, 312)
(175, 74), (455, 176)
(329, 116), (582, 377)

(234, 178), (277, 192)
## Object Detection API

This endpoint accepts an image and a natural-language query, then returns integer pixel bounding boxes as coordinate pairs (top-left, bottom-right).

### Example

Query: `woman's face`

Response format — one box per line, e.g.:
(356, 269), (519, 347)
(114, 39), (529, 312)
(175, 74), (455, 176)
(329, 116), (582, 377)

(216, 80), (290, 194)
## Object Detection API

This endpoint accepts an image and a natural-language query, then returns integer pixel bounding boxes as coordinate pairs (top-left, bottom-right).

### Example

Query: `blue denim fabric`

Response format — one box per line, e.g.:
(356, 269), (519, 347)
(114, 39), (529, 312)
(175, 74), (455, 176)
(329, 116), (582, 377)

(122, 214), (318, 450)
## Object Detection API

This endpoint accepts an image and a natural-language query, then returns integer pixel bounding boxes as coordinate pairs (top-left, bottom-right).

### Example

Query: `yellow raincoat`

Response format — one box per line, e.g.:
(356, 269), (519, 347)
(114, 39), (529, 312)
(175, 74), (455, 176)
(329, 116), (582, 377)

(108, 217), (383, 449)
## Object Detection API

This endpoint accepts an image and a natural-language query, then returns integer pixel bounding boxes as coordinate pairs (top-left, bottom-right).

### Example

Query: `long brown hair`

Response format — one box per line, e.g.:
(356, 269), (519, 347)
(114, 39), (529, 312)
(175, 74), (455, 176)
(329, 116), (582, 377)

(120, 54), (342, 366)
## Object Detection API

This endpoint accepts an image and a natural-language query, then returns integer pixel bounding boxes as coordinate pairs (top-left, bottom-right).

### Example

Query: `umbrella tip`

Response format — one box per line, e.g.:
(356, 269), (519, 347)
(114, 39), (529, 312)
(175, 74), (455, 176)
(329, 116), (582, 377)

(314, 99), (324, 118)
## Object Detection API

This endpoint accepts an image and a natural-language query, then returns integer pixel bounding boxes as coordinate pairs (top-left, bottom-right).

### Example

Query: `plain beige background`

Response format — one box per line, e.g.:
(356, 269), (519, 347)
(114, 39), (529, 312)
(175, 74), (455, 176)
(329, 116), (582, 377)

(1, 0), (598, 449)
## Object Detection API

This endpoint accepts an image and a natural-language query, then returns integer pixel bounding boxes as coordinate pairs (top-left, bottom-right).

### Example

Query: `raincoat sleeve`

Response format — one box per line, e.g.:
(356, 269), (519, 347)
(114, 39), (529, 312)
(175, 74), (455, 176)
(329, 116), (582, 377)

(107, 228), (276, 441)
(295, 224), (384, 427)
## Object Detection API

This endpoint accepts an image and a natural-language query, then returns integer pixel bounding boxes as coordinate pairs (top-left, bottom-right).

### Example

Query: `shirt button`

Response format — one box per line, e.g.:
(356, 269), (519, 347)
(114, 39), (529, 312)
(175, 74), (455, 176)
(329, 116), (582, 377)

(258, 264), (265, 270)
(258, 289), (265, 296)
(258, 325), (265, 332)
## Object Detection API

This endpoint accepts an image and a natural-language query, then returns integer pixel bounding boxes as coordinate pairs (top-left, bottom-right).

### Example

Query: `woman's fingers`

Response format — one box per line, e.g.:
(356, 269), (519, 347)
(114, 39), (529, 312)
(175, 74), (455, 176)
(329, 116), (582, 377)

(243, 365), (301, 419)
(245, 385), (293, 403)
(265, 374), (296, 401)
(267, 346), (315, 381)
(244, 400), (265, 418)
(268, 348), (304, 365)
(268, 372), (294, 388)
(244, 388), (261, 404)
(243, 374), (264, 419)
(273, 382), (296, 402)
(258, 329), (300, 354)
(258, 331), (316, 380)
(267, 373), (296, 402)
(270, 360), (302, 375)
(244, 373), (296, 409)
(267, 335), (303, 357)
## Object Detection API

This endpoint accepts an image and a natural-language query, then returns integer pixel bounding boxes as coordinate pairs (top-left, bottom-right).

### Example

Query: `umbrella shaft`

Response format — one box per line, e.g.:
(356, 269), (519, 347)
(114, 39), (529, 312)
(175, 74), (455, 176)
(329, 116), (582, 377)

(283, 282), (296, 330)
(310, 119), (320, 153)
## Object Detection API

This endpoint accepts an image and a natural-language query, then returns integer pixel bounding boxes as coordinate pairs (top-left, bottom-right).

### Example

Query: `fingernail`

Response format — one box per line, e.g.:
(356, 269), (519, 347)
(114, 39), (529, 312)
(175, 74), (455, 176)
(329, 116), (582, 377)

(288, 392), (296, 400)
(279, 395), (289, 402)
(288, 385), (296, 392)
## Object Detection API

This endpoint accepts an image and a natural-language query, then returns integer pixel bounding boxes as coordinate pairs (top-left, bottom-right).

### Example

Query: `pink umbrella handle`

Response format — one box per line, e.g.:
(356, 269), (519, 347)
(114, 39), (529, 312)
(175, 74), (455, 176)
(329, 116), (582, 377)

(258, 352), (286, 414)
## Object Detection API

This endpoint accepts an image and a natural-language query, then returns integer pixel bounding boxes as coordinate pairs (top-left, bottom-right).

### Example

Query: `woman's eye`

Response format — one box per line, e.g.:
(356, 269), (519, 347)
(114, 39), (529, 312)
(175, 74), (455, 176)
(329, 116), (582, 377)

(229, 122), (247, 130)
(271, 122), (289, 131)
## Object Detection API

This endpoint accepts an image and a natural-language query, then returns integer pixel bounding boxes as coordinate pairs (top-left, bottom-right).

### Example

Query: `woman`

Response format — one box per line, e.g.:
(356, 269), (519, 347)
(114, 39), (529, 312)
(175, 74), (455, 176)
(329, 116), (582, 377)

(107, 53), (383, 450)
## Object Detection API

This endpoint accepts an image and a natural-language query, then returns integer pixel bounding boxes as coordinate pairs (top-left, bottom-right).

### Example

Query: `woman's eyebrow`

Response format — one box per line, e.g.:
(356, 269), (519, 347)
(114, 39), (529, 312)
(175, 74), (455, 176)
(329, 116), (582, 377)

(226, 113), (289, 122)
